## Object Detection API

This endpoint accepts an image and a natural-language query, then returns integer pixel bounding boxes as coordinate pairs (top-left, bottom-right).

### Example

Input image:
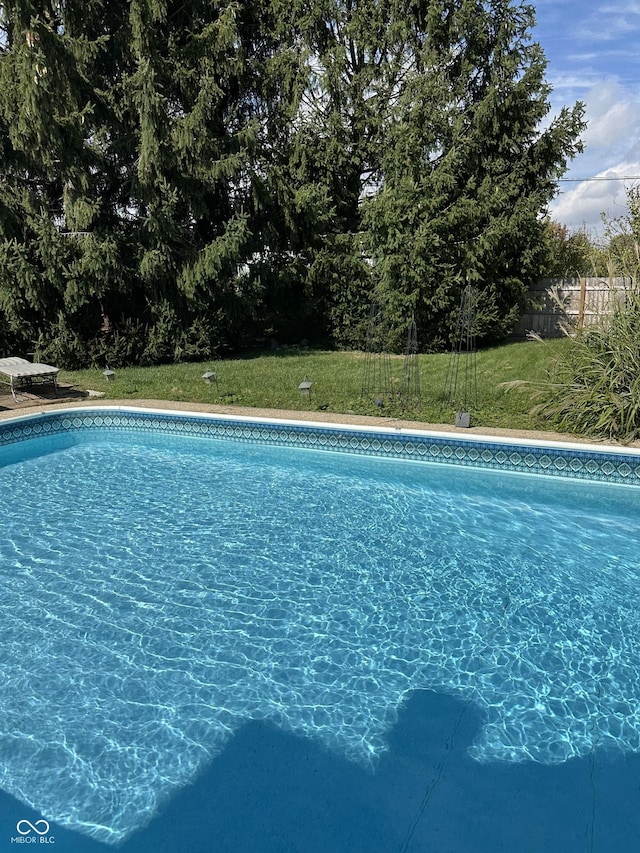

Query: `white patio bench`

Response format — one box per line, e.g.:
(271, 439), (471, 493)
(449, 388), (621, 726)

(0, 357), (60, 401)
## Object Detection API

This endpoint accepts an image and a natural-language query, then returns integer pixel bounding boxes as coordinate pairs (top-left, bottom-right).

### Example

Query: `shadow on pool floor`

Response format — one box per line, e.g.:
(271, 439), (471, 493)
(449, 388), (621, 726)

(2, 689), (639, 853)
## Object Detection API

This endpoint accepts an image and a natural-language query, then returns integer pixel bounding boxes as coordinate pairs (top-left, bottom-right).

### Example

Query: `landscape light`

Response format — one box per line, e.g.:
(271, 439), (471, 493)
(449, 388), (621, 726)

(298, 377), (312, 404)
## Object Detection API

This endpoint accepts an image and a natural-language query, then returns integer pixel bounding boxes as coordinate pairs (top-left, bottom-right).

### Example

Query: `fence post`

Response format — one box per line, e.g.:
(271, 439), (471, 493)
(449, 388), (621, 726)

(577, 277), (586, 328)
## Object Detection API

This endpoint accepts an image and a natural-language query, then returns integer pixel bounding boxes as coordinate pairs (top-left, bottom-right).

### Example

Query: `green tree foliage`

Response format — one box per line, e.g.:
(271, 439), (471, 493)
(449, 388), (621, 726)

(0, 0), (584, 365)
(262, 0), (416, 347)
(597, 186), (640, 282)
(0, 0), (280, 365)
(362, 0), (585, 350)
(540, 221), (597, 278)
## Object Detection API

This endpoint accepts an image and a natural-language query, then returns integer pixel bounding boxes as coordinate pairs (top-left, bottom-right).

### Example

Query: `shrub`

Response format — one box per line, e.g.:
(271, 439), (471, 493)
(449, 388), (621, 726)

(529, 289), (640, 441)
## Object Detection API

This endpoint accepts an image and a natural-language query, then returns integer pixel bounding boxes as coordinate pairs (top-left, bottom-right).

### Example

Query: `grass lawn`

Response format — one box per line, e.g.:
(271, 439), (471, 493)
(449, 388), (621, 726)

(60, 338), (570, 432)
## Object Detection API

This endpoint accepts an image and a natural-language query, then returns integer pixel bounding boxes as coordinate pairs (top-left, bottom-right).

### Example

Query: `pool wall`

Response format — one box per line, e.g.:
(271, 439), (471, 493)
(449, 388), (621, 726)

(2, 406), (640, 485)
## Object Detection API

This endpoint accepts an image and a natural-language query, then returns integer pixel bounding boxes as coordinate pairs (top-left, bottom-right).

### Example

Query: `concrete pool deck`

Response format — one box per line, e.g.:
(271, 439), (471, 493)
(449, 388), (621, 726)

(0, 384), (633, 448)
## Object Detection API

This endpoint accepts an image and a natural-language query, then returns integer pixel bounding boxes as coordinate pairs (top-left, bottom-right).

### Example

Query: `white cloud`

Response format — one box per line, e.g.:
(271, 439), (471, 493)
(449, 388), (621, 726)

(550, 165), (640, 235)
(581, 78), (639, 148)
(569, 48), (640, 61)
(548, 77), (640, 233)
(532, 0), (640, 233)
(547, 72), (602, 92)
(575, 1), (640, 41)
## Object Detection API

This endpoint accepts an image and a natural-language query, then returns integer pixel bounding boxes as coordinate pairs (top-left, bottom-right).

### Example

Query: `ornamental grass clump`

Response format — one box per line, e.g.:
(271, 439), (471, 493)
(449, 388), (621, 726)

(530, 289), (640, 442)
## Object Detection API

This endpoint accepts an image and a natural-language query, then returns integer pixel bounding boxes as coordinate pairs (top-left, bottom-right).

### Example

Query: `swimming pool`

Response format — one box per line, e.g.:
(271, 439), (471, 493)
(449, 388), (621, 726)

(1, 407), (640, 852)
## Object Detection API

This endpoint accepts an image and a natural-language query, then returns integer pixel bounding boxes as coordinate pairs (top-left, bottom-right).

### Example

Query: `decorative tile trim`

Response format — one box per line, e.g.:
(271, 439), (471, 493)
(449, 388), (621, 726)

(2, 408), (640, 485)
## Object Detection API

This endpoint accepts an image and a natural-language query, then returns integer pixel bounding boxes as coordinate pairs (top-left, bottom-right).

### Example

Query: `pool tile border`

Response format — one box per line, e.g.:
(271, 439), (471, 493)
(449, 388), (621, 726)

(2, 407), (640, 485)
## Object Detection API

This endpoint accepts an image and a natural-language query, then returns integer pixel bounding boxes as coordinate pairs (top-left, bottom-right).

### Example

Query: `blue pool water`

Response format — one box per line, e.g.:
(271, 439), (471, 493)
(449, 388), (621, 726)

(1, 422), (640, 851)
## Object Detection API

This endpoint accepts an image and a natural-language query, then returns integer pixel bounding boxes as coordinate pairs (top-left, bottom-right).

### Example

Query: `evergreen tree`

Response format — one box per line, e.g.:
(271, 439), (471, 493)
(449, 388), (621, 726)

(278, 0), (584, 350)
(0, 0), (108, 360)
(226, 0), (342, 344)
(0, 0), (585, 363)
(0, 0), (273, 365)
(358, 0), (585, 350)
(285, 0), (429, 346)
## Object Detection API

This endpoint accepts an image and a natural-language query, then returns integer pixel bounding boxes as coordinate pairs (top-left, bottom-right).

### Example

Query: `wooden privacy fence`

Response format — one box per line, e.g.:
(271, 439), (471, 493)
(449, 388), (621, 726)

(511, 277), (634, 339)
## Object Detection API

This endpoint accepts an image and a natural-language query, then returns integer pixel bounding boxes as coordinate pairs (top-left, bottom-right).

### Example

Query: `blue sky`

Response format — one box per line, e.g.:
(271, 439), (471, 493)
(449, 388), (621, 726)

(532, 0), (640, 236)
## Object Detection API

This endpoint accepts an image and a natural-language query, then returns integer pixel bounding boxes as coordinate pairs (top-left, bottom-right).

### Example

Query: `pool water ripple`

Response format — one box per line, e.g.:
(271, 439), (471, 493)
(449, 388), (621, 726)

(1, 434), (640, 842)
